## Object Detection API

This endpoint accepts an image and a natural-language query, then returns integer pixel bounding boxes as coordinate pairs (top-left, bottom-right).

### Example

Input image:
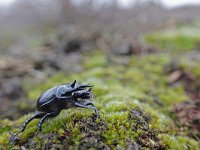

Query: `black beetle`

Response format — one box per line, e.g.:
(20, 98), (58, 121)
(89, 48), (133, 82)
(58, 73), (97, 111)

(11, 80), (99, 142)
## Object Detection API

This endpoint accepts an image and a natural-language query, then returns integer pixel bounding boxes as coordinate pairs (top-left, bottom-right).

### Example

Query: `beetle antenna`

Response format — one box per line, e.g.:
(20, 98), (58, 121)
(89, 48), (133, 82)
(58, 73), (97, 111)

(71, 80), (76, 88)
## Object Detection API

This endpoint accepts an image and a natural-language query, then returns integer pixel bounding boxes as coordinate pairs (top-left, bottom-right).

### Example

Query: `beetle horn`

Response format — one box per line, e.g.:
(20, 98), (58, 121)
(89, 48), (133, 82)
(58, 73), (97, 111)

(71, 80), (76, 88)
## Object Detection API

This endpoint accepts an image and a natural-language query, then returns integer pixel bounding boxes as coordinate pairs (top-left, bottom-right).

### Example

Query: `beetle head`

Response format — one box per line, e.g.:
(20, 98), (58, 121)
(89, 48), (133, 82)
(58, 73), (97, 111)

(62, 80), (93, 97)
(70, 80), (93, 91)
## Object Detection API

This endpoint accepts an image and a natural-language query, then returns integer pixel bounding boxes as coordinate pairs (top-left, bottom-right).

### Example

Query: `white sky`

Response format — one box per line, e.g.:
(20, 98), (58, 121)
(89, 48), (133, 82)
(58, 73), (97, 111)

(0, 0), (200, 7)
(120, 0), (200, 7)
(0, 0), (15, 6)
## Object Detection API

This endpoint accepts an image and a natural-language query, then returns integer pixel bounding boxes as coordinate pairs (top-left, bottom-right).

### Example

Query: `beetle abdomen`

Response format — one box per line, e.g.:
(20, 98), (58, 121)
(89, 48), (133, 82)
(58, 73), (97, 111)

(36, 86), (58, 109)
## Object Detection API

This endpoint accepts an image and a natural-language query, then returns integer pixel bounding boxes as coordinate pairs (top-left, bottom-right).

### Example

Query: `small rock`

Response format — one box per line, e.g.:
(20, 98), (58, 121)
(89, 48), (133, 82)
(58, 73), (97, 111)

(65, 39), (82, 53)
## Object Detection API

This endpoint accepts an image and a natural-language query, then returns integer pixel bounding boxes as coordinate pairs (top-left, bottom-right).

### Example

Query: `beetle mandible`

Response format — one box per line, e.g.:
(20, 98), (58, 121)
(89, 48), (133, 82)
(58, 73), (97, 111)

(12, 80), (99, 141)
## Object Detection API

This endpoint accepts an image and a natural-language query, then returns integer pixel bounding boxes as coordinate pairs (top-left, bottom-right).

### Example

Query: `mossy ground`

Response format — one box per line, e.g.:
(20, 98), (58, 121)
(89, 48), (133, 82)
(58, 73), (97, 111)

(0, 33), (200, 149)
(145, 25), (200, 52)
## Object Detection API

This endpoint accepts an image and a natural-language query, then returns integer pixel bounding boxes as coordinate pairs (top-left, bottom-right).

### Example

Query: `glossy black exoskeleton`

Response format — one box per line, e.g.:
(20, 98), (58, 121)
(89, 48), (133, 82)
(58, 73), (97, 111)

(11, 80), (99, 142)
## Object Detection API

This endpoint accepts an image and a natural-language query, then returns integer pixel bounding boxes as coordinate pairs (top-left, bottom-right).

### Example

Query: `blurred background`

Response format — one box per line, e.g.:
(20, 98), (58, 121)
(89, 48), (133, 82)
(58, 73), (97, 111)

(0, 0), (200, 147)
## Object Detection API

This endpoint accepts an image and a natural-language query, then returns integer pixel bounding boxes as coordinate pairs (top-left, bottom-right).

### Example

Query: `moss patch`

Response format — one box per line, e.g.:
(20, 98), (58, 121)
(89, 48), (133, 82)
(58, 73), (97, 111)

(0, 51), (199, 149)
(145, 26), (200, 52)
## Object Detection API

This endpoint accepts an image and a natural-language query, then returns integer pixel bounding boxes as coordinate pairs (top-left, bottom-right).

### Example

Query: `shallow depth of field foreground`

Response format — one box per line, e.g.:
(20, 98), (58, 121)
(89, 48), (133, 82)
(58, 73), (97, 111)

(0, 0), (200, 149)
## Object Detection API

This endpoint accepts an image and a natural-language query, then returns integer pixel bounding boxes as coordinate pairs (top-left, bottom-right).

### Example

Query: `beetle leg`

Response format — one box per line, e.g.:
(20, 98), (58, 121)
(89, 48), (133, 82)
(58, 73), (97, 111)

(10, 112), (45, 143)
(57, 95), (72, 99)
(72, 89), (92, 99)
(35, 112), (58, 135)
(74, 102), (99, 116)
(82, 99), (94, 106)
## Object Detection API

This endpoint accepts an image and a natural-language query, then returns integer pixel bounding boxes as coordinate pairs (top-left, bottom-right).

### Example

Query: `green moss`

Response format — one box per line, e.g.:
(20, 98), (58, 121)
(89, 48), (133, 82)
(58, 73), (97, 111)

(0, 120), (13, 135)
(0, 51), (199, 149)
(83, 51), (108, 69)
(145, 26), (200, 52)
(160, 135), (199, 150)
(180, 56), (200, 78)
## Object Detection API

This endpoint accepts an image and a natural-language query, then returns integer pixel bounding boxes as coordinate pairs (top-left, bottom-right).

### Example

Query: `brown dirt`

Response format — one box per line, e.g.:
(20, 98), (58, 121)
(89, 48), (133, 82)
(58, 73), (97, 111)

(167, 63), (200, 141)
